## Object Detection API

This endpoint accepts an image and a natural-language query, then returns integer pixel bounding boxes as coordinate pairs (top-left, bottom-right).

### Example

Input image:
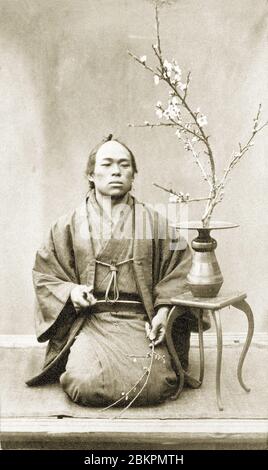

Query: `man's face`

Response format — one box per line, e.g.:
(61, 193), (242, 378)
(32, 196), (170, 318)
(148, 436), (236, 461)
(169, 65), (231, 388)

(91, 141), (134, 198)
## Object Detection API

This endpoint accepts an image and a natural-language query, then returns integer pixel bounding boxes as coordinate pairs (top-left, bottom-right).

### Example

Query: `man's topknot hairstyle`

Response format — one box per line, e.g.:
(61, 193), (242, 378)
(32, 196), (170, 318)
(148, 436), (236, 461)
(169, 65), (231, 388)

(85, 134), (138, 189)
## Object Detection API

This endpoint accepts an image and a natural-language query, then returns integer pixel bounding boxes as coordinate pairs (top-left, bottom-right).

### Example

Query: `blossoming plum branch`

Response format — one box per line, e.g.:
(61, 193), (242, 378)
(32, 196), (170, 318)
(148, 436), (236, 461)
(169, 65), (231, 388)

(128, 3), (267, 226)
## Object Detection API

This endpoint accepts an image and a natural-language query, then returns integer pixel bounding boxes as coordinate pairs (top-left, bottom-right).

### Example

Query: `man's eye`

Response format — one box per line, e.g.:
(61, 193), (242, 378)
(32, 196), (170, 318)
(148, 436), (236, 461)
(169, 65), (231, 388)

(101, 163), (110, 166)
(121, 163), (130, 168)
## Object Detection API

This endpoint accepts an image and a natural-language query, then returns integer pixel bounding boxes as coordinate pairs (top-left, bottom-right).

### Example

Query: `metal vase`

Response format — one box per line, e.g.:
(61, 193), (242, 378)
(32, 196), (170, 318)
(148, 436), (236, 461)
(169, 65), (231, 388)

(187, 228), (223, 298)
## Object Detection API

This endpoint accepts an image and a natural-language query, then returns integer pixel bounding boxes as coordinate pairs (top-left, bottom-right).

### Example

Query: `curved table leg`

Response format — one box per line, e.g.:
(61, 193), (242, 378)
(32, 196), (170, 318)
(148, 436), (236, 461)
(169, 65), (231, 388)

(231, 299), (254, 393)
(184, 308), (204, 388)
(166, 307), (185, 400)
(166, 307), (204, 400)
(211, 310), (224, 411)
(198, 309), (205, 384)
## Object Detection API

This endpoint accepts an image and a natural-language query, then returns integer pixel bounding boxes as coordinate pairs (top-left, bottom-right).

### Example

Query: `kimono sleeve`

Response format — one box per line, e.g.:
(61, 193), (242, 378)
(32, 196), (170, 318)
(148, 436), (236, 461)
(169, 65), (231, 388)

(153, 234), (192, 309)
(32, 216), (78, 342)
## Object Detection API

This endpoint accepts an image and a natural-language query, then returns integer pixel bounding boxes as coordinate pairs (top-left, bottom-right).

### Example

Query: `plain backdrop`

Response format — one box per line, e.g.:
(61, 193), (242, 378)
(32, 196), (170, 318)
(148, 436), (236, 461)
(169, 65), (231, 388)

(0, 0), (267, 335)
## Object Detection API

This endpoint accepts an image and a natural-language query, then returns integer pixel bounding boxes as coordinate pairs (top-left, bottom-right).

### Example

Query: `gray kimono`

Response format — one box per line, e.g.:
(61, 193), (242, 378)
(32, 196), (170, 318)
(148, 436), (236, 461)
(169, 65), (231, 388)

(26, 191), (207, 405)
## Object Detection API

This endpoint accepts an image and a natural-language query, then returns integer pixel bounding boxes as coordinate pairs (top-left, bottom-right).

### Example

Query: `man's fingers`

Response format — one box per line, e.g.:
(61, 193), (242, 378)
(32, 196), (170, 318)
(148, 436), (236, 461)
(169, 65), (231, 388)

(145, 322), (151, 338)
(71, 285), (97, 311)
(82, 287), (97, 305)
(76, 297), (90, 308)
(149, 322), (161, 341)
(82, 291), (90, 300)
(149, 331), (156, 341)
(88, 294), (97, 305)
(82, 287), (92, 298)
(153, 327), (166, 346)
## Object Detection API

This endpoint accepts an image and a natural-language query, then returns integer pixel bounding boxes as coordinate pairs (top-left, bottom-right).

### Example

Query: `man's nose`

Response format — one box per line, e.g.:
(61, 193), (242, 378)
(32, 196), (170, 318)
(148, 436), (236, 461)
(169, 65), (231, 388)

(111, 164), (121, 175)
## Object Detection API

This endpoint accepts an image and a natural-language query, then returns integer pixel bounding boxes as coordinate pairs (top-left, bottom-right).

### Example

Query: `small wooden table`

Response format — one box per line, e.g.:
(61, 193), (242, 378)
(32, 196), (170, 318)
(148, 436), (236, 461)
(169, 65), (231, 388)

(165, 291), (254, 411)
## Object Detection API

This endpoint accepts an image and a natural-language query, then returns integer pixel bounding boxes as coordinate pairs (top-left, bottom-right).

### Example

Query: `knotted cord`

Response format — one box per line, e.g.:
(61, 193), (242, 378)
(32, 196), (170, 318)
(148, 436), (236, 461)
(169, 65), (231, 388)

(95, 258), (134, 303)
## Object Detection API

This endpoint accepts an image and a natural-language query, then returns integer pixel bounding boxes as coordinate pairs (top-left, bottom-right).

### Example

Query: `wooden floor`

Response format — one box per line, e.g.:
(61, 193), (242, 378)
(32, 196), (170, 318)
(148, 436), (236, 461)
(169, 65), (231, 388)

(1, 341), (268, 450)
(2, 418), (267, 450)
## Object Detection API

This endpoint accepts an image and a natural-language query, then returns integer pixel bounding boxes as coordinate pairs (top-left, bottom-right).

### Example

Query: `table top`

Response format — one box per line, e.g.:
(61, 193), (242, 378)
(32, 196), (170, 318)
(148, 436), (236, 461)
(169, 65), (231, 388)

(171, 221), (239, 231)
(170, 291), (247, 310)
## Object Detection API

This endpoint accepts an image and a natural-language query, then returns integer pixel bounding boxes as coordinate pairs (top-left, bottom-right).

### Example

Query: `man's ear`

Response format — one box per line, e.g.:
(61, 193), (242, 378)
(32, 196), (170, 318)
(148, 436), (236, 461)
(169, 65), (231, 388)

(87, 175), (94, 184)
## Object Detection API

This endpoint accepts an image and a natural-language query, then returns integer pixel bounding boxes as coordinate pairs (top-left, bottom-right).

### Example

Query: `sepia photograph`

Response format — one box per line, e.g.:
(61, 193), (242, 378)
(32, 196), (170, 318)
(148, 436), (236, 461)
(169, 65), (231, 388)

(0, 0), (267, 458)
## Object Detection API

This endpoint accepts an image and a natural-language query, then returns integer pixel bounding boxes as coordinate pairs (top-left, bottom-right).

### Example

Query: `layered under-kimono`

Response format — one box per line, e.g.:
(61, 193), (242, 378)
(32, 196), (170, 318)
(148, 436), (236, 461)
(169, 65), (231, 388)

(27, 190), (208, 406)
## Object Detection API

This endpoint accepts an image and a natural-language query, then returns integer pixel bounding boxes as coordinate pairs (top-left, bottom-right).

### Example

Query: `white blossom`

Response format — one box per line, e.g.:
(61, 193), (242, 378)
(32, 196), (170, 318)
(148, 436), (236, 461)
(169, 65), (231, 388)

(184, 123), (192, 130)
(154, 75), (160, 85)
(184, 142), (191, 151)
(167, 103), (180, 119)
(174, 67), (182, 81)
(163, 59), (172, 71)
(175, 129), (181, 139)
(178, 82), (187, 91)
(174, 65), (182, 75)
(197, 115), (208, 127)
(169, 194), (180, 203)
(167, 106), (177, 119)
(140, 55), (147, 64)
(163, 110), (170, 120)
(171, 96), (179, 105)
(156, 108), (163, 119)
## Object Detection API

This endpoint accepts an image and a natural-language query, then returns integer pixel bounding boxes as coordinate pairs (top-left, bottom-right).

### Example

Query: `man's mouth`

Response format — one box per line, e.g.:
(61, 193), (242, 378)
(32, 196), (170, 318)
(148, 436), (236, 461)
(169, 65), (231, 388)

(109, 181), (123, 185)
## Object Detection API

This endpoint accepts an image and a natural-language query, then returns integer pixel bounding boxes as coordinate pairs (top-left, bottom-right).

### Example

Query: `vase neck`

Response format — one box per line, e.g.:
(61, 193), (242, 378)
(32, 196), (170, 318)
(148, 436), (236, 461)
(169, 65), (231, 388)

(191, 229), (217, 252)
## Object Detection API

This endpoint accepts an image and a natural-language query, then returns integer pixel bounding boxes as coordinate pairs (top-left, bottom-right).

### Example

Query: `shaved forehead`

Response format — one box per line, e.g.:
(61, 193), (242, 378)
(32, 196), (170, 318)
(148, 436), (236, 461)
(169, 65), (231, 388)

(86, 138), (138, 187)
(96, 140), (131, 159)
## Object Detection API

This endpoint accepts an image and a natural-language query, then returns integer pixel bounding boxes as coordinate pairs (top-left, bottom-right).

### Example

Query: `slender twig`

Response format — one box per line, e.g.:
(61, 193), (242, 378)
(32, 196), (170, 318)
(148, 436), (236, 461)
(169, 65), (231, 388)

(155, 4), (216, 186)
(164, 79), (216, 187)
(255, 121), (268, 133)
(128, 122), (174, 129)
(114, 343), (156, 419)
(184, 138), (212, 187)
(127, 50), (159, 76)
(153, 182), (210, 202)
(99, 343), (156, 416)
(201, 106), (268, 225)
(99, 368), (148, 412)
(155, 4), (163, 66)
(182, 71), (191, 103)
(219, 107), (268, 189)
(128, 119), (206, 143)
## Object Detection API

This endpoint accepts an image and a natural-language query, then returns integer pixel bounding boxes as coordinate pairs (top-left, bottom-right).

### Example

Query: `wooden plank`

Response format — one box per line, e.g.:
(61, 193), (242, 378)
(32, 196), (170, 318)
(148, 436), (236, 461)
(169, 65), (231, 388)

(1, 418), (267, 449)
(2, 417), (267, 435)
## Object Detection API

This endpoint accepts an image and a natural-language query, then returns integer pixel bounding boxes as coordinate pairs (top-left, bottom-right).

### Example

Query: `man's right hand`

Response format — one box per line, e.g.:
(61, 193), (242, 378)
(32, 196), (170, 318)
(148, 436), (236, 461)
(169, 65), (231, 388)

(70, 285), (97, 312)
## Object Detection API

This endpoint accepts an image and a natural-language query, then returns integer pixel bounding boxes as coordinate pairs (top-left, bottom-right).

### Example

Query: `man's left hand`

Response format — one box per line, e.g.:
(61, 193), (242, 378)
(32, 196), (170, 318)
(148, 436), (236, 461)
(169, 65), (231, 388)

(145, 306), (170, 346)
